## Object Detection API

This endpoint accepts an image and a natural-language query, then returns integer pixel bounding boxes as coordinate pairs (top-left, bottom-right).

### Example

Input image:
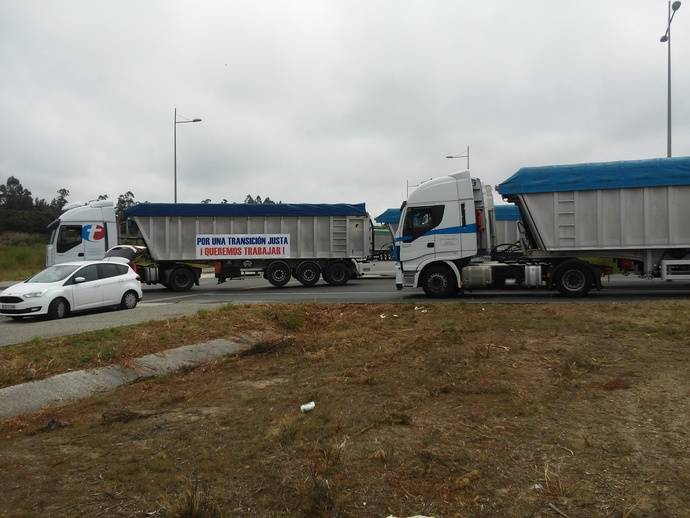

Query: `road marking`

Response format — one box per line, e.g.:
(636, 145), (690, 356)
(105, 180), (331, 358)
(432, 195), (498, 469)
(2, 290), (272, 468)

(143, 293), (201, 303)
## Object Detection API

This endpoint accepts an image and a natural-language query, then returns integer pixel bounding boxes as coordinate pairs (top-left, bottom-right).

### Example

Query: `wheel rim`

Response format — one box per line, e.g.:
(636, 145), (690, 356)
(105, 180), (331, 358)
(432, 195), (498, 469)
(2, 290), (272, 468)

(562, 269), (586, 291)
(302, 268), (317, 282)
(174, 271), (191, 287)
(272, 268), (287, 282)
(125, 292), (137, 308)
(428, 273), (447, 293)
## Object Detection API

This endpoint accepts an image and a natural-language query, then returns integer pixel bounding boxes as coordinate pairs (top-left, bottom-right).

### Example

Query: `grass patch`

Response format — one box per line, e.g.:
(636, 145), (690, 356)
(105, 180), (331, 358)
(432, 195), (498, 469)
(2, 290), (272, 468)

(0, 232), (46, 281)
(0, 301), (689, 516)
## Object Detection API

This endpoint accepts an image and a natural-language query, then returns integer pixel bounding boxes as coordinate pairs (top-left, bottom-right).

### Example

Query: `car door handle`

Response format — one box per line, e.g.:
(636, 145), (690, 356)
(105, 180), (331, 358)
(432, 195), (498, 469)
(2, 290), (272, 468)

(427, 242), (435, 248)
(77, 252), (84, 257)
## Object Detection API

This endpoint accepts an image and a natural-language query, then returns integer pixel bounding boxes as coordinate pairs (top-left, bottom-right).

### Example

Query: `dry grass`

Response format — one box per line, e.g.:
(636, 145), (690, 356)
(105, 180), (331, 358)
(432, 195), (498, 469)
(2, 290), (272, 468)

(0, 301), (689, 516)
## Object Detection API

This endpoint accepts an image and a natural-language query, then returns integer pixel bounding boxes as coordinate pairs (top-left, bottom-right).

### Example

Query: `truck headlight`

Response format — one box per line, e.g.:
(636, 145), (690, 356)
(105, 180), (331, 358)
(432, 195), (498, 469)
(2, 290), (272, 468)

(23, 290), (47, 298)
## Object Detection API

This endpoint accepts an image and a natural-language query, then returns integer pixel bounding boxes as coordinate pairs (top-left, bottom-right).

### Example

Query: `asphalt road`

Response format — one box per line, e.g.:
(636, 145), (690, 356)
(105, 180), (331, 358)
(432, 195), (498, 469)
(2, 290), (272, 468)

(1, 275), (689, 347)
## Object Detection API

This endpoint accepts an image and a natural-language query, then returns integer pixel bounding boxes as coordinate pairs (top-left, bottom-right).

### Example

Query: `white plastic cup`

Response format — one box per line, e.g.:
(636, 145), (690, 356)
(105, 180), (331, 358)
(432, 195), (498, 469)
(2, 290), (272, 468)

(300, 401), (316, 413)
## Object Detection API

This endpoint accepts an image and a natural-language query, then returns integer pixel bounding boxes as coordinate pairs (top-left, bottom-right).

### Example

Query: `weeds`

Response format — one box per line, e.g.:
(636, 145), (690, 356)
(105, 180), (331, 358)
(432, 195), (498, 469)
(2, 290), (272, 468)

(267, 306), (305, 331)
(303, 439), (346, 517)
(168, 477), (222, 518)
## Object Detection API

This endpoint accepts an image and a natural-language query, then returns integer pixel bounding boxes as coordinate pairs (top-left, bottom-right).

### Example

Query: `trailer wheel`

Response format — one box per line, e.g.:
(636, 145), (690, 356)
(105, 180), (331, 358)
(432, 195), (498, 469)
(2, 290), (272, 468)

(295, 261), (321, 287)
(168, 267), (195, 291)
(554, 261), (592, 297)
(421, 265), (457, 298)
(323, 262), (349, 286)
(266, 261), (292, 287)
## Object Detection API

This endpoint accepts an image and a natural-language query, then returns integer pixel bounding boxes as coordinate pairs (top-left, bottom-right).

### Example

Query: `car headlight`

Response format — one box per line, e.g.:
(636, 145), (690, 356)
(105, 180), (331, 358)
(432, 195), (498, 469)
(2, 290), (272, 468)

(23, 290), (47, 298)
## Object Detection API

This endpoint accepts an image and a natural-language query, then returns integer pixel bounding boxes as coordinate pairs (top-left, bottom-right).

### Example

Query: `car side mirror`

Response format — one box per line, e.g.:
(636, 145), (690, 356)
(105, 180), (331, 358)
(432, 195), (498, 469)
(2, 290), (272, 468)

(74, 276), (86, 283)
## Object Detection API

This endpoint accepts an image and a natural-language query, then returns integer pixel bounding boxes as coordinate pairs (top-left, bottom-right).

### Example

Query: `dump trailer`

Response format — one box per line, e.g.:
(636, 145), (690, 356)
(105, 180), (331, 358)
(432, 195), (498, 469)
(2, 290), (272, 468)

(47, 201), (373, 290)
(395, 156), (690, 297)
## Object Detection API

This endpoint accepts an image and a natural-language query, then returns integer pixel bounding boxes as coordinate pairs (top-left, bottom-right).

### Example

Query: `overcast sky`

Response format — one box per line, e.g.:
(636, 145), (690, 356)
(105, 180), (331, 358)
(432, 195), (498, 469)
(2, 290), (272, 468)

(1, 1), (689, 218)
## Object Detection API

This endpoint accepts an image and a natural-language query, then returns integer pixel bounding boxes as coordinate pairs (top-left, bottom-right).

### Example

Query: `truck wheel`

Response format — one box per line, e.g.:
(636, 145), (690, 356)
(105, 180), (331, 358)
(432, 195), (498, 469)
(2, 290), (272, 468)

(48, 298), (70, 319)
(554, 261), (592, 297)
(323, 262), (349, 286)
(168, 267), (195, 291)
(266, 261), (291, 287)
(421, 265), (457, 298)
(295, 262), (321, 287)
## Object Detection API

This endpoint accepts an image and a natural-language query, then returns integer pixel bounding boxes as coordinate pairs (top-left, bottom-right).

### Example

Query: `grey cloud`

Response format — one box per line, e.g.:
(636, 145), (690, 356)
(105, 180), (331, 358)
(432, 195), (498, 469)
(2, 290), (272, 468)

(0, 0), (688, 219)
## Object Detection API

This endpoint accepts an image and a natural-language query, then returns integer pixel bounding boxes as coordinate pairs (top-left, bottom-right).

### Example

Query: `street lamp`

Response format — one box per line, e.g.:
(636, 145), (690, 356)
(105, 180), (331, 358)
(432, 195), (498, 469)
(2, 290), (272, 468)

(660, 1), (681, 158)
(445, 145), (470, 170)
(174, 107), (202, 203)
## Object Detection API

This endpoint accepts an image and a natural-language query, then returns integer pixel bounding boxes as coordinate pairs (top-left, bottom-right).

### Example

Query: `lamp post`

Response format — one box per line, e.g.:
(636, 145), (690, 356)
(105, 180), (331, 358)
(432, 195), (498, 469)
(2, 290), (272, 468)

(660, 1), (682, 158)
(445, 145), (470, 170)
(174, 107), (202, 203)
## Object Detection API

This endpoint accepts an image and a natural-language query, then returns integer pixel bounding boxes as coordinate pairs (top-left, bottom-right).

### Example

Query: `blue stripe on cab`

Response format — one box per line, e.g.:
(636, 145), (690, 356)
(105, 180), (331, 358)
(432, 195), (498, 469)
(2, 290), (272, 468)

(395, 224), (477, 242)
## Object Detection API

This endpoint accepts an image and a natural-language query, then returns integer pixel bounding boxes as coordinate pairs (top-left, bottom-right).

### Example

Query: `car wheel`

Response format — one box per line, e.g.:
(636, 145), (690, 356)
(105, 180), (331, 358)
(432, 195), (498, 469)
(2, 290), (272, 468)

(120, 290), (139, 310)
(48, 298), (70, 320)
(265, 261), (291, 287)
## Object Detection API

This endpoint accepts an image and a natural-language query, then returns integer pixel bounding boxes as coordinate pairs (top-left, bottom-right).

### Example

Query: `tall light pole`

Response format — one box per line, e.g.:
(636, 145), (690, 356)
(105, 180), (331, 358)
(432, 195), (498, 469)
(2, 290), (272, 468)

(174, 107), (202, 203)
(660, 1), (682, 158)
(445, 145), (470, 170)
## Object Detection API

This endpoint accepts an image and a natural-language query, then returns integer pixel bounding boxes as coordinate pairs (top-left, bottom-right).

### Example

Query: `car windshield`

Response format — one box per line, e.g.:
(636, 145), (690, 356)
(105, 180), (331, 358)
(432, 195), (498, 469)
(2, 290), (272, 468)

(26, 264), (81, 283)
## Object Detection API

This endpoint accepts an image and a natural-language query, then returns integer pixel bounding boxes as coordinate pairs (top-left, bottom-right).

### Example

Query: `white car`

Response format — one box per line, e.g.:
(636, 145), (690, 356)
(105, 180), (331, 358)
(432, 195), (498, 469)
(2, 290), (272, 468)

(0, 261), (143, 321)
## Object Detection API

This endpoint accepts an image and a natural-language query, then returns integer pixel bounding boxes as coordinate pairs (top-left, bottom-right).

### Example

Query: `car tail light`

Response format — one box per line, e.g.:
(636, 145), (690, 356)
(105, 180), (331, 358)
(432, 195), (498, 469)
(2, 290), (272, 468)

(130, 261), (138, 273)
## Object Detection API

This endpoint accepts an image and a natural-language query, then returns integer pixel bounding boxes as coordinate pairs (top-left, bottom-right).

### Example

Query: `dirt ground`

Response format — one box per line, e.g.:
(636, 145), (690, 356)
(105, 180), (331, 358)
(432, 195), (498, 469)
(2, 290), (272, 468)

(0, 302), (689, 517)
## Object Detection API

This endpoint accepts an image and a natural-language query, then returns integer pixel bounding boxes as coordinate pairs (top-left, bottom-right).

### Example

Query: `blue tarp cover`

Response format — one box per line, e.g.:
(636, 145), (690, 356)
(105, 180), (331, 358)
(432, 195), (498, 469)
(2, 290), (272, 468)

(125, 203), (367, 218)
(375, 208), (401, 225)
(494, 204), (520, 221)
(497, 156), (690, 195)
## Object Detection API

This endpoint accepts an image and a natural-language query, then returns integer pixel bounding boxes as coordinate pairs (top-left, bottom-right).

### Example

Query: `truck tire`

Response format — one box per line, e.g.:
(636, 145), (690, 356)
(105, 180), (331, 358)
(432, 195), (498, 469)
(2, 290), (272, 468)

(168, 267), (195, 291)
(48, 297), (70, 320)
(421, 265), (457, 298)
(323, 262), (349, 286)
(266, 261), (291, 287)
(553, 260), (592, 297)
(295, 261), (321, 287)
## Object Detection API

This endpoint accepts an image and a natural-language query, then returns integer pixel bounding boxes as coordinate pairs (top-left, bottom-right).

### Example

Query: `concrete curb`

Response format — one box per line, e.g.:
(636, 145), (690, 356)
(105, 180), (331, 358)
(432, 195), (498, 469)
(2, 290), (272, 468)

(0, 338), (251, 419)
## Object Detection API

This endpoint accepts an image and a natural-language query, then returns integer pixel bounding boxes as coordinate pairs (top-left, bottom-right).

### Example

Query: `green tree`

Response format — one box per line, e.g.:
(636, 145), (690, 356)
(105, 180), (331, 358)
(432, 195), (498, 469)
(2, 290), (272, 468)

(50, 188), (70, 211)
(116, 191), (136, 220)
(0, 176), (33, 209)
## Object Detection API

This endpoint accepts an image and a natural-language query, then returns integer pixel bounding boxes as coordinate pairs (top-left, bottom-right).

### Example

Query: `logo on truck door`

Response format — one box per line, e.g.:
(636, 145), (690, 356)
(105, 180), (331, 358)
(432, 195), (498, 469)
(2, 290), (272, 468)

(196, 234), (290, 259)
(82, 224), (106, 241)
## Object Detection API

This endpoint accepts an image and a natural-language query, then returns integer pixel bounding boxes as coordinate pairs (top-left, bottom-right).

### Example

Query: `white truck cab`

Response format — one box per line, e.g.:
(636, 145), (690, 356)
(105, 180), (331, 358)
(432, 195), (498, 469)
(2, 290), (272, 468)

(395, 171), (481, 296)
(46, 201), (118, 266)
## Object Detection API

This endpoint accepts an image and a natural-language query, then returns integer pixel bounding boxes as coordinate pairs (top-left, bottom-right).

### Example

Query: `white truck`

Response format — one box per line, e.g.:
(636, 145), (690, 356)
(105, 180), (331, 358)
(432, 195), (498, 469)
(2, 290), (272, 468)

(47, 201), (385, 291)
(395, 156), (690, 297)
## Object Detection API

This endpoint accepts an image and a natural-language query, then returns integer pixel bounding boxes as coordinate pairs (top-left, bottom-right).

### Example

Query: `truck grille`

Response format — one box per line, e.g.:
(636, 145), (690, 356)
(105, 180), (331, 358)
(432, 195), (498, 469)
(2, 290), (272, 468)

(0, 296), (23, 304)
